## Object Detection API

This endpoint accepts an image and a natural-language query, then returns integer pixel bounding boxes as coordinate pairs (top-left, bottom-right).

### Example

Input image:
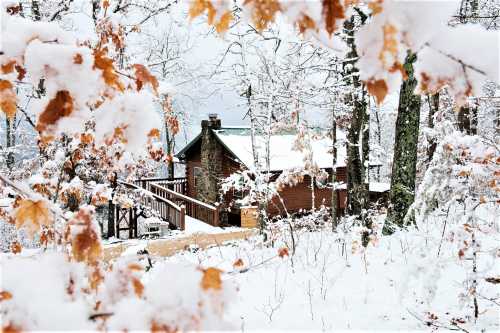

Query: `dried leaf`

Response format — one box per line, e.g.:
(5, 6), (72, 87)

(10, 241), (21, 254)
(1, 60), (16, 74)
(93, 48), (124, 91)
(133, 64), (159, 94)
(322, 0), (345, 36)
(0, 291), (12, 302)
(132, 277), (144, 297)
(14, 199), (53, 238)
(368, 0), (383, 15)
(278, 247), (289, 258)
(73, 53), (83, 65)
(0, 80), (17, 119)
(201, 267), (223, 291)
(67, 208), (102, 263)
(244, 0), (281, 31)
(379, 23), (398, 68)
(215, 11), (233, 33)
(15, 65), (26, 81)
(366, 79), (388, 105)
(233, 258), (244, 268)
(36, 90), (74, 134)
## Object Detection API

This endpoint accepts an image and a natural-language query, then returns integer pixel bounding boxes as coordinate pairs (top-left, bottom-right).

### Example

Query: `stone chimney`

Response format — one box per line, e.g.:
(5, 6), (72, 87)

(197, 114), (223, 203)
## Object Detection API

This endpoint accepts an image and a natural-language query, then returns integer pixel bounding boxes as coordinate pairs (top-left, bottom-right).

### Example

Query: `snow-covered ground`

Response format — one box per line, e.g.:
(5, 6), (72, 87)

(153, 218), (500, 331)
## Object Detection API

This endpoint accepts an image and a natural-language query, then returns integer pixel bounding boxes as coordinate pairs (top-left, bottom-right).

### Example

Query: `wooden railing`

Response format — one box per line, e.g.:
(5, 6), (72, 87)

(149, 183), (220, 227)
(118, 181), (185, 232)
(135, 177), (187, 195)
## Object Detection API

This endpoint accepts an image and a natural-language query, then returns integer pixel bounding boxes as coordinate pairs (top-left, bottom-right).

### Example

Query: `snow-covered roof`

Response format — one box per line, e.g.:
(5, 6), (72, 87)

(212, 127), (346, 171)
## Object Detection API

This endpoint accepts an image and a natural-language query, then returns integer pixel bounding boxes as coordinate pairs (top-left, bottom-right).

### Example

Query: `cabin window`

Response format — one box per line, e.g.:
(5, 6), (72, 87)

(193, 167), (203, 188)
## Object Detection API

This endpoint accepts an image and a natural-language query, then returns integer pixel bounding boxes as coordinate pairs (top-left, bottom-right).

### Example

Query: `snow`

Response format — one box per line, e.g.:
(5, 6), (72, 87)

(369, 182), (390, 193)
(157, 216), (500, 331)
(214, 127), (346, 171)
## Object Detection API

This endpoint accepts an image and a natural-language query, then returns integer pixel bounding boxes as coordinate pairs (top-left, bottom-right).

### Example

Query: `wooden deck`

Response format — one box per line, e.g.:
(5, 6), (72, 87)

(108, 177), (220, 239)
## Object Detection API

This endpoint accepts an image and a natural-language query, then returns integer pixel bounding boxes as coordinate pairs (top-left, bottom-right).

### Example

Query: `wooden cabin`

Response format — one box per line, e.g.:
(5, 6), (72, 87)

(176, 115), (349, 226)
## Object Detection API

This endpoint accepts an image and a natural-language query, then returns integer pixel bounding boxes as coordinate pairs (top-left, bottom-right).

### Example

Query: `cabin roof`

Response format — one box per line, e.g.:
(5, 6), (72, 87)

(177, 126), (348, 171)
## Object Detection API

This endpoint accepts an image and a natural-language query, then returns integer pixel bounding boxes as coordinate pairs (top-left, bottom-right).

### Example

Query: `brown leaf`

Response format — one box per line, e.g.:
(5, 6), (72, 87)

(10, 241), (21, 254)
(243, 0), (281, 31)
(93, 48), (124, 91)
(14, 199), (53, 238)
(132, 277), (144, 297)
(215, 11), (233, 33)
(133, 64), (159, 94)
(323, 0), (345, 35)
(36, 90), (74, 134)
(200, 267), (223, 291)
(0, 80), (17, 119)
(67, 208), (102, 263)
(1, 60), (16, 74)
(278, 247), (289, 258)
(366, 79), (388, 105)
(15, 65), (26, 81)
(233, 258), (244, 268)
(73, 53), (83, 65)
(0, 291), (13, 302)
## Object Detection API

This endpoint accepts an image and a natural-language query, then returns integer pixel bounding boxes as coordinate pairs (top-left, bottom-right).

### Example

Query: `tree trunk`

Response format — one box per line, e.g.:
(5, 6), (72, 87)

(331, 112), (338, 230)
(344, 16), (368, 217)
(457, 105), (478, 135)
(5, 116), (15, 170)
(384, 52), (421, 234)
(427, 93), (439, 163)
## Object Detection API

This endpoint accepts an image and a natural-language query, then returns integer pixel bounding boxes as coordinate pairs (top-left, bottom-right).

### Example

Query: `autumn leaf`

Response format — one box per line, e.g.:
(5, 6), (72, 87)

(0, 291), (12, 302)
(200, 267), (223, 291)
(148, 128), (161, 139)
(0, 80), (17, 119)
(323, 0), (345, 36)
(93, 48), (124, 91)
(73, 53), (83, 64)
(368, 0), (383, 15)
(15, 65), (26, 81)
(215, 11), (233, 33)
(36, 90), (74, 134)
(133, 64), (159, 94)
(14, 199), (53, 238)
(297, 15), (316, 34)
(244, 0), (281, 31)
(278, 247), (289, 258)
(67, 208), (102, 263)
(379, 23), (399, 69)
(132, 277), (144, 297)
(366, 79), (388, 105)
(233, 258), (244, 268)
(458, 248), (465, 259)
(1, 60), (16, 74)
(10, 241), (21, 254)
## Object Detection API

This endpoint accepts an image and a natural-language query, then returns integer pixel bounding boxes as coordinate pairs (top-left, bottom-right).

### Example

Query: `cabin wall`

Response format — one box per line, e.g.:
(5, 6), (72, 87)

(268, 171), (347, 217)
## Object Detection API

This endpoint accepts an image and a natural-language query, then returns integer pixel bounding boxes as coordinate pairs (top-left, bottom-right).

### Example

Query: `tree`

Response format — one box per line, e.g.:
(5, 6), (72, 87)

(383, 52), (422, 234)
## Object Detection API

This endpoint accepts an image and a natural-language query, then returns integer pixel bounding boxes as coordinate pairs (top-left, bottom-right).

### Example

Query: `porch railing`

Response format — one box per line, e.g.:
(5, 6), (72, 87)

(149, 182), (220, 227)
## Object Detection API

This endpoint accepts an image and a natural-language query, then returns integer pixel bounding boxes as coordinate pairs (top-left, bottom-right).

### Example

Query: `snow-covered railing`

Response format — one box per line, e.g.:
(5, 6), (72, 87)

(119, 181), (185, 231)
(149, 183), (220, 227)
(136, 177), (187, 195)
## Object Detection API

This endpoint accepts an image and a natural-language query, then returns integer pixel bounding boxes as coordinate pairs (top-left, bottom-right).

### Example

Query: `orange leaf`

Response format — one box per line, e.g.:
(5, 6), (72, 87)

(366, 79), (388, 105)
(278, 247), (289, 258)
(201, 267), (223, 291)
(1, 60), (16, 74)
(132, 277), (144, 297)
(15, 65), (26, 81)
(215, 11), (233, 33)
(36, 90), (73, 134)
(67, 208), (102, 263)
(322, 0), (345, 36)
(93, 48), (124, 91)
(233, 258), (244, 268)
(0, 80), (17, 119)
(10, 241), (21, 254)
(243, 0), (281, 31)
(133, 64), (159, 94)
(73, 53), (83, 65)
(0, 291), (12, 302)
(148, 128), (161, 139)
(14, 199), (53, 238)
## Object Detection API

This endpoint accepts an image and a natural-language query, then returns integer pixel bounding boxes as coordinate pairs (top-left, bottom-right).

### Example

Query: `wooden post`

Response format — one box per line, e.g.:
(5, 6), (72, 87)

(214, 203), (220, 227)
(180, 205), (186, 230)
(241, 206), (258, 228)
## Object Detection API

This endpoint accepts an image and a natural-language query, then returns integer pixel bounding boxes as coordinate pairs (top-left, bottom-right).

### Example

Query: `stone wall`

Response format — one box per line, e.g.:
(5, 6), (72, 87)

(196, 117), (223, 204)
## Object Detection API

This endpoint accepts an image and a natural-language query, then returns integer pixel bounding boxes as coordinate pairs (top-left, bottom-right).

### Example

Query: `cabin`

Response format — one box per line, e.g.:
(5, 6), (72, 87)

(176, 114), (349, 226)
